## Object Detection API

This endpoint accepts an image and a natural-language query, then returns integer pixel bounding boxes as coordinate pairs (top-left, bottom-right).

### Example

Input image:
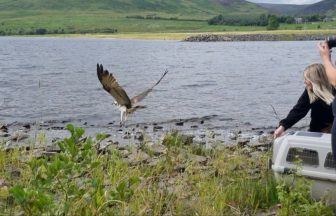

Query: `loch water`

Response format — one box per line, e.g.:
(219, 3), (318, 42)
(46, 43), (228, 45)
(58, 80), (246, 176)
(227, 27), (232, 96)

(0, 37), (321, 130)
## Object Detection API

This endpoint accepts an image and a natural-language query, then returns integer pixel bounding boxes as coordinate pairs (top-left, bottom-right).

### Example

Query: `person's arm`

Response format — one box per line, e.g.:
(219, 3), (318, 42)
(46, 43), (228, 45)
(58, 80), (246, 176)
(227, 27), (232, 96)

(274, 90), (310, 138)
(318, 41), (336, 86)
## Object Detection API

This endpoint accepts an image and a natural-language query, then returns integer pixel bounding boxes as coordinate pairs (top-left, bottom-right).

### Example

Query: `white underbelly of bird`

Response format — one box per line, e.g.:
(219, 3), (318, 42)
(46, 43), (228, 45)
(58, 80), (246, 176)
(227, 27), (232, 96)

(117, 104), (146, 123)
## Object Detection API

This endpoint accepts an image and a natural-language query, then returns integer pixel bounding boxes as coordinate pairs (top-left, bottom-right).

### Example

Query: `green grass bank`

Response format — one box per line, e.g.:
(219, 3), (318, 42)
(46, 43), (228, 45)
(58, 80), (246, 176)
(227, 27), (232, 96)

(1, 9), (336, 38)
(0, 125), (334, 215)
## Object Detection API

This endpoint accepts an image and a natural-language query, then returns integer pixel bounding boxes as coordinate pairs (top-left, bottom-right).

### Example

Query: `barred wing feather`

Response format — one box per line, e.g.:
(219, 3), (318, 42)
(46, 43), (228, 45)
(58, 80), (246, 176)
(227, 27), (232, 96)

(131, 69), (168, 105)
(97, 64), (132, 108)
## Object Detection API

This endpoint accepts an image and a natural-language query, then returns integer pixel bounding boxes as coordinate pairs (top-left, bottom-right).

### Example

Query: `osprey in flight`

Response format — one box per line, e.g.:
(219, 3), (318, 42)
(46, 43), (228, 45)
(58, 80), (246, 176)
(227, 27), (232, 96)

(97, 64), (168, 125)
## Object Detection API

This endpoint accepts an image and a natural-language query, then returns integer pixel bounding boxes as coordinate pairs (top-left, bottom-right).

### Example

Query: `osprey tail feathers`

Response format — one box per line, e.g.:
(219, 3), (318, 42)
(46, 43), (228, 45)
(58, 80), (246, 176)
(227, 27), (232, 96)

(127, 105), (146, 114)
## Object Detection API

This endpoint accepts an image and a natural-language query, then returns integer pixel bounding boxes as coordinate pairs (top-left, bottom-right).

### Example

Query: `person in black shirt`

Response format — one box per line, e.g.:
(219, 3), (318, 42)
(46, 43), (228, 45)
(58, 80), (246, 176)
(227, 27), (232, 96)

(274, 63), (334, 138)
(319, 41), (336, 161)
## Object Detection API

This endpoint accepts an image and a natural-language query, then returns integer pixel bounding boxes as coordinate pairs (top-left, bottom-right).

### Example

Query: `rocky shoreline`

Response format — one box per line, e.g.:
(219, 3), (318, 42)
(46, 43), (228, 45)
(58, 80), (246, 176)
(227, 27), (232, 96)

(0, 119), (274, 171)
(184, 33), (329, 42)
(0, 114), (307, 156)
(0, 122), (284, 215)
(2, 119), (325, 215)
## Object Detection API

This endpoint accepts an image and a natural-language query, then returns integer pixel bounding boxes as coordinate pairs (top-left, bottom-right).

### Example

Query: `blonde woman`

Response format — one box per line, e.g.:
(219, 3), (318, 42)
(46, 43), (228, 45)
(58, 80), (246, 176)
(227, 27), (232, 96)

(274, 63), (335, 138)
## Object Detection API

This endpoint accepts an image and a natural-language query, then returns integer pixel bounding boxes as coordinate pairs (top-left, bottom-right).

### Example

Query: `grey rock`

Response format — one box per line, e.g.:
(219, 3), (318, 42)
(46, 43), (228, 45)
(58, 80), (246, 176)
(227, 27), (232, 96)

(123, 132), (131, 139)
(175, 122), (184, 126)
(119, 149), (131, 158)
(10, 131), (29, 141)
(229, 164), (239, 171)
(134, 131), (144, 141)
(250, 151), (263, 161)
(99, 139), (115, 150)
(0, 131), (9, 137)
(0, 179), (9, 188)
(147, 158), (163, 166)
(174, 164), (186, 173)
(180, 134), (194, 145)
(145, 141), (154, 147)
(126, 150), (150, 165)
(241, 146), (253, 155)
(50, 126), (64, 130)
(153, 125), (163, 131)
(192, 137), (206, 146)
(199, 134), (206, 138)
(116, 143), (127, 151)
(34, 150), (58, 159)
(237, 138), (249, 147)
(228, 132), (238, 140)
(258, 134), (273, 144)
(0, 123), (8, 132)
(10, 168), (21, 179)
(187, 153), (207, 165)
(257, 146), (269, 152)
(184, 33), (328, 43)
(207, 131), (216, 139)
(22, 123), (31, 129)
(45, 145), (61, 153)
(255, 204), (280, 216)
(248, 168), (260, 175)
(148, 144), (167, 156)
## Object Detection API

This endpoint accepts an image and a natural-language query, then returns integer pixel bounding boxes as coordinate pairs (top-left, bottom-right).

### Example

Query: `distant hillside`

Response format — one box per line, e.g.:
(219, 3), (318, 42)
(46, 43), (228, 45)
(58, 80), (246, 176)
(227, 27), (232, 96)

(257, 3), (307, 15)
(0, 0), (267, 18)
(0, 0), (272, 35)
(299, 0), (336, 16)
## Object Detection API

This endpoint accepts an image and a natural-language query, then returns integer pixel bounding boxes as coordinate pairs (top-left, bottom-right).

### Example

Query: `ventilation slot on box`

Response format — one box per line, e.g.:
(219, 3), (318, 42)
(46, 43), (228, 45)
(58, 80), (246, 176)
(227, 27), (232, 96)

(324, 152), (336, 169)
(286, 148), (319, 166)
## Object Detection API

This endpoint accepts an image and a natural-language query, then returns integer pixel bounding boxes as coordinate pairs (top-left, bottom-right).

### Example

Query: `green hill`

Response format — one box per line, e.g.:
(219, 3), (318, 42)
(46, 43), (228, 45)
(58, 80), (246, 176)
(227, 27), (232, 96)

(299, 0), (336, 16)
(257, 3), (307, 15)
(0, 0), (266, 17)
(0, 0), (269, 35)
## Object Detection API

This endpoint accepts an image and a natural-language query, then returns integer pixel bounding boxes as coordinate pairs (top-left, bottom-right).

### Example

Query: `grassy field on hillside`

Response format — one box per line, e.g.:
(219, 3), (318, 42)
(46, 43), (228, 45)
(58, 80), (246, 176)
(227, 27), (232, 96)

(0, 0), (266, 18)
(0, 11), (265, 35)
(1, 10), (336, 37)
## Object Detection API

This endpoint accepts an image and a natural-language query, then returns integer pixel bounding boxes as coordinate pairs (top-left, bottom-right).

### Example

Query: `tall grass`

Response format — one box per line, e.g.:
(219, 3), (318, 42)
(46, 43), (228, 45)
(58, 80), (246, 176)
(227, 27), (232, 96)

(0, 125), (333, 215)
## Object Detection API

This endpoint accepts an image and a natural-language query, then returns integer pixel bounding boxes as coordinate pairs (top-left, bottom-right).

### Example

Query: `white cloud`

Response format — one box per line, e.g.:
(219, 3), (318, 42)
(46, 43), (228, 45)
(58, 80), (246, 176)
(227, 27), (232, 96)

(247, 0), (322, 4)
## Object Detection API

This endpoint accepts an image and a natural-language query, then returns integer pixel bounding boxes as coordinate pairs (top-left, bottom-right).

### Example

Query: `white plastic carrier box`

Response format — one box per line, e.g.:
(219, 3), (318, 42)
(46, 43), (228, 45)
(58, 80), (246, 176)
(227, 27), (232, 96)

(272, 131), (336, 204)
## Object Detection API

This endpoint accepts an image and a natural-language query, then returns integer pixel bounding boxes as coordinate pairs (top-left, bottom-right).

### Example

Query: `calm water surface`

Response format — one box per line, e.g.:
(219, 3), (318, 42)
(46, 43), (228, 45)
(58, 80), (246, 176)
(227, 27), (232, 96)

(0, 37), (322, 129)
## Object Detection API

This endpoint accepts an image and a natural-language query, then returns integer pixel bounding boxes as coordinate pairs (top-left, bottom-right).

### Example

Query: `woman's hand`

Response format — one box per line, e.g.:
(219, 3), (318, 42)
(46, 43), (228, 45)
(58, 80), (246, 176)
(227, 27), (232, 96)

(318, 41), (331, 61)
(274, 125), (285, 138)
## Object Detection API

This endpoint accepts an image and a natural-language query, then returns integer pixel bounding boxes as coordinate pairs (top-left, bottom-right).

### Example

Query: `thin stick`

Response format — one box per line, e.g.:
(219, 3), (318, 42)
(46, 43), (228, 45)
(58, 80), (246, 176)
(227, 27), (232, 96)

(270, 104), (281, 121)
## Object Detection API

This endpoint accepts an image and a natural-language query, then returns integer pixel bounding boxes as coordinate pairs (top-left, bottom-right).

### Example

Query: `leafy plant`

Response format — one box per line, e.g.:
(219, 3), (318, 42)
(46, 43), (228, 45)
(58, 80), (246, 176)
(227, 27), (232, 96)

(276, 161), (333, 216)
(7, 124), (140, 215)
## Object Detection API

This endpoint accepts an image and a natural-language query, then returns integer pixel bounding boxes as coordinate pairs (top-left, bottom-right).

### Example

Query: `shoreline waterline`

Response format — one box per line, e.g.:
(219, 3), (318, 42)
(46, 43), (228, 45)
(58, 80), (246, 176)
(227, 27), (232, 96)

(4, 29), (336, 41)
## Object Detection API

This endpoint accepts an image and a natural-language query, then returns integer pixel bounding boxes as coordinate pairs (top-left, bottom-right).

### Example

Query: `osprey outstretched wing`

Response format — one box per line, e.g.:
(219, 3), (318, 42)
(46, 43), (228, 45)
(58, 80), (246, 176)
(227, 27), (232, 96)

(97, 64), (132, 108)
(131, 69), (168, 105)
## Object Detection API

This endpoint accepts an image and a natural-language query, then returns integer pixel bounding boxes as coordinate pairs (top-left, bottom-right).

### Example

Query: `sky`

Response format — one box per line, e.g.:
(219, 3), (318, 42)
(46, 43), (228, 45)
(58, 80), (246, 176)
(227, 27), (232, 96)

(247, 0), (322, 4)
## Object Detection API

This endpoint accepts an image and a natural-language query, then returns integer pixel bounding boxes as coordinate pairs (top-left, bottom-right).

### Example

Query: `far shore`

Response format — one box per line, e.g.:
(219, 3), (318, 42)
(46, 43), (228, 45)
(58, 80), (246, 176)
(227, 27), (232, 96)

(12, 29), (336, 41)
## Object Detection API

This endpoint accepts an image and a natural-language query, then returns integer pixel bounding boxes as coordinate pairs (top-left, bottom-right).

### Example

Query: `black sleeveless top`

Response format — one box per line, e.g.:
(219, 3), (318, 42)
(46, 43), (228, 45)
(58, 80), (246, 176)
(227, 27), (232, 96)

(279, 89), (334, 132)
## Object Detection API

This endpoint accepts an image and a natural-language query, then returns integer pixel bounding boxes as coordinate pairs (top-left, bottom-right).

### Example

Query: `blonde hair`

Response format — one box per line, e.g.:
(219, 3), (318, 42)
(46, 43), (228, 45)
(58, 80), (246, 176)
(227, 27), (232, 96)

(304, 63), (334, 105)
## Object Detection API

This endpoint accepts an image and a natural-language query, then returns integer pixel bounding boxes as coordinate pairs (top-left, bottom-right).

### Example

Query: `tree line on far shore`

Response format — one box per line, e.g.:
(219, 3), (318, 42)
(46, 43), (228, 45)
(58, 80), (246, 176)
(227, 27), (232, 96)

(208, 14), (327, 30)
(0, 26), (118, 36)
